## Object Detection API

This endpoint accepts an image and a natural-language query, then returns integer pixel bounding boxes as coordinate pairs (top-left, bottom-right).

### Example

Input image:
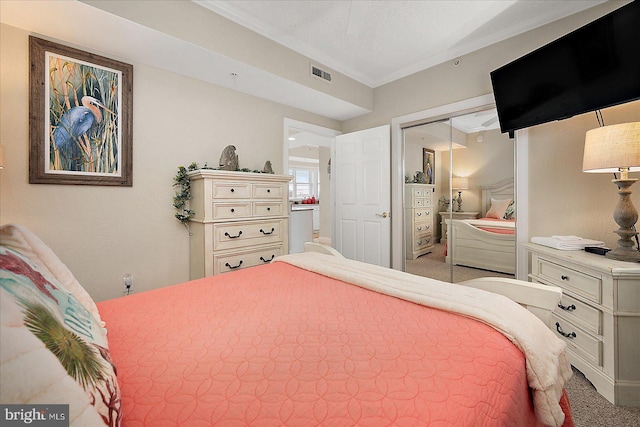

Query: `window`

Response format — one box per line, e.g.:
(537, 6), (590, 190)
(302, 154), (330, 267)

(289, 167), (319, 199)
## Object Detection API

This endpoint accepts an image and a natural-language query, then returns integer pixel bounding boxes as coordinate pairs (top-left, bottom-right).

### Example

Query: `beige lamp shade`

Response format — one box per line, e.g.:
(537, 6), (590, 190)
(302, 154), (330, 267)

(583, 122), (640, 173)
(452, 176), (469, 190)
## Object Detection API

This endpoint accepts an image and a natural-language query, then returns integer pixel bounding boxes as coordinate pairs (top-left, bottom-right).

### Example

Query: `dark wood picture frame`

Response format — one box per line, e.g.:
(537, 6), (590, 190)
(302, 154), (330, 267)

(29, 36), (133, 186)
(423, 148), (435, 185)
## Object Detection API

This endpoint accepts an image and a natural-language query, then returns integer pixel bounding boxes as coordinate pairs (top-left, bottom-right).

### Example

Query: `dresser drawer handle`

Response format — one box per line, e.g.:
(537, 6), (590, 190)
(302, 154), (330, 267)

(225, 260), (243, 269)
(224, 231), (243, 239)
(267, 207), (271, 211)
(417, 240), (423, 245)
(267, 189), (271, 193)
(561, 275), (569, 281)
(417, 212), (422, 216)
(230, 208), (235, 213)
(260, 255), (275, 263)
(417, 226), (422, 231)
(555, 322), (576, 338)
(260, 228), (275, 235)
(558, 302), (576, 312)
(230, 188), (235, 193)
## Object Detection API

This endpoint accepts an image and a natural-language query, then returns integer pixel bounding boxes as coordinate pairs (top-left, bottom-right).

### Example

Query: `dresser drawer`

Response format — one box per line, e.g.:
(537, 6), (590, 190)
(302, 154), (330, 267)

(213, 202), (252, 220)
(413, 197), (431, 208)
(537, 258), (602, 304)
(213, 245), (284, 274)
(212, 182), (252, 199)
(413, 234), (433, 251)
(414, 208), (432, 222)
(555, 293), (602, 335)
(411, 187), (431, 198)
(253, 201), (285, 217)
(253, 183), (285, 199)
(414, 223), (433, 234)
(213, 219), (284, 250)
(552, 313), (602, 367)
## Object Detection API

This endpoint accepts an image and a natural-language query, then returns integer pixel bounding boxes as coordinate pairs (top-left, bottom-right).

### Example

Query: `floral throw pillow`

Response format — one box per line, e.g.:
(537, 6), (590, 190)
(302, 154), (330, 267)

(0, 246), (121, 427)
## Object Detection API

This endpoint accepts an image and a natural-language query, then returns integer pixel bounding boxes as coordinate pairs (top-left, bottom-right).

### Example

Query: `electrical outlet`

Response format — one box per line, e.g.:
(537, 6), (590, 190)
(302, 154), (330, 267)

(123, 273), (133, 295)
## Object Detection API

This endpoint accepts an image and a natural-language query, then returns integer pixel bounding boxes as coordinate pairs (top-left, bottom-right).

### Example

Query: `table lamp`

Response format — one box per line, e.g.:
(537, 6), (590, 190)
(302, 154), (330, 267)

(452, 176), (469, 212)
(583, 122), (640, 262)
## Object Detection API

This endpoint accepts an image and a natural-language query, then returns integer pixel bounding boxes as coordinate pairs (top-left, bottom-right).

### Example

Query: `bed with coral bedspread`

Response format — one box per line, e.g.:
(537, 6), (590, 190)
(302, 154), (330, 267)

(446, 178), (516, 274)
(1, 225), (573, 427)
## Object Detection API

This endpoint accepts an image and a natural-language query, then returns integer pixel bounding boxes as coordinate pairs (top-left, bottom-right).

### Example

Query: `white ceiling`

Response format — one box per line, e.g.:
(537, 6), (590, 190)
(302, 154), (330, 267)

(196, 0), (605, 88)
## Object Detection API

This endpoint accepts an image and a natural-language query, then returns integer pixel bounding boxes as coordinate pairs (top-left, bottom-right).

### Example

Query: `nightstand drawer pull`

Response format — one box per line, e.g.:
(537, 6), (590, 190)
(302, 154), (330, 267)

(224, 231), (243, 239)
(260, 255), (275, 263)
(260, 228), (275, 235)
(561, 275), (569, 280)
(558, 303), (576, 312)
(225, 260), (243, 269)
(555, 322), (576, 338)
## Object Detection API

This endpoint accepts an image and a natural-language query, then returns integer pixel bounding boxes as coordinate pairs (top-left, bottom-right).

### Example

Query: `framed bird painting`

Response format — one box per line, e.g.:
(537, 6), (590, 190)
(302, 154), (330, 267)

(29, 36), (133, 186)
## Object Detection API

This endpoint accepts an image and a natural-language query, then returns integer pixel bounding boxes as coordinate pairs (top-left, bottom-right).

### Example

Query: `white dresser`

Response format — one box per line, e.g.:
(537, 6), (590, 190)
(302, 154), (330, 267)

(524, 243), (640, 406)
(188, 170), (291, 278)
(404, 184), (435, 259)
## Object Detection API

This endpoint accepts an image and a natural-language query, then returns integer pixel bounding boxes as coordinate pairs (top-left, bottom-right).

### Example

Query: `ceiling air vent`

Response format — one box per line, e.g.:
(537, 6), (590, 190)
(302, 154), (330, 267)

(310, 64), (332, 83)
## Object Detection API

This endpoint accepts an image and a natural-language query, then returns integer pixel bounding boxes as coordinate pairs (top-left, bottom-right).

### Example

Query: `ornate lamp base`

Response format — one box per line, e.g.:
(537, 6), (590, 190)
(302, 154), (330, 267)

(606, 178), (640, 262)
(455, 191), (463, 212)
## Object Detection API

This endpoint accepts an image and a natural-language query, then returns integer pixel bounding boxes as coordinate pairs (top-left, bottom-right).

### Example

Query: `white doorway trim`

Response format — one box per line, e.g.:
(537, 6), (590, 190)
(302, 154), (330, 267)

(390, 94), (529, 276)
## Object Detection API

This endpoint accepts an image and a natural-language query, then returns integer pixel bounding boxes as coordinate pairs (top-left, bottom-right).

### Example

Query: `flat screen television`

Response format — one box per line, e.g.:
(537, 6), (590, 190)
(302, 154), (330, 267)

(490, 1), (640, 136)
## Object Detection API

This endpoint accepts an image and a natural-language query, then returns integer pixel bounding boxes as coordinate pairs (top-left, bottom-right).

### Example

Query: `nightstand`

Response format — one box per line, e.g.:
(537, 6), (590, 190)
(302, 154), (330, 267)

(524, 242), (640, 407)
(439, 211), (480, 244)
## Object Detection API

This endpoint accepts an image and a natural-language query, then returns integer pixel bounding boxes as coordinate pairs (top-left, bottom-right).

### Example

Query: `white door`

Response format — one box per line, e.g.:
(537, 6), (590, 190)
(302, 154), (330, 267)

(334, 125), (391, 267)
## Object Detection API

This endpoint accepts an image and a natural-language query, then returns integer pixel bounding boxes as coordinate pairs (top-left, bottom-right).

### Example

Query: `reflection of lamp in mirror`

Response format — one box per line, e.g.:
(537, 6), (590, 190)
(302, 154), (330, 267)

(583, 122), (640, 262)
(452, 176), (469, 212)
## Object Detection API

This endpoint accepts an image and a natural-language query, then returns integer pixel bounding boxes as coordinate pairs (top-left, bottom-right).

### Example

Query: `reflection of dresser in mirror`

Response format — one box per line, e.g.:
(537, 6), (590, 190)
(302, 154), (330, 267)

(439, 211), (480, 245)
(405, 184), (435, 259)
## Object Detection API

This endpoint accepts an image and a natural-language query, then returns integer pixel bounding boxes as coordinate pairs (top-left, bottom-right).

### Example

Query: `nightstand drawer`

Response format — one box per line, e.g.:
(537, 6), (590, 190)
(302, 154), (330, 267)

(552, 314), (602, 367)
(253, 183), (285, 199)
(212, 182), (252, 199)
(414, 208), (432, 222)
(253, 201), (284, 217)
(555, 293), (602, 335)
(537, 258), (602, 304)
(213, 202), (252, 219)
(213, 219), (284, 250)
(213, 245), (284, 274)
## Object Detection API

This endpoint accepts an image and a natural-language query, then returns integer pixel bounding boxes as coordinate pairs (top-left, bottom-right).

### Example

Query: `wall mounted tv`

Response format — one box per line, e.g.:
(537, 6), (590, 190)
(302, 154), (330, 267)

(490, 1), (640, 136)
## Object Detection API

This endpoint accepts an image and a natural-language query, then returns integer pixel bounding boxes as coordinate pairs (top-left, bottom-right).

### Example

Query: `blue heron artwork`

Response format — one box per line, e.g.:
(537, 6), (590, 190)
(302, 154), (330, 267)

(48, 54), (120, 174)
(52, 96), (110, 171)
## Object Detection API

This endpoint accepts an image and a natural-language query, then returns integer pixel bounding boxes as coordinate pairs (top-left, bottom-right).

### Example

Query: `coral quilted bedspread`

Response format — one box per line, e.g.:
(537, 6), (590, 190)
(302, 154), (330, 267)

(97, 261), (571, 426)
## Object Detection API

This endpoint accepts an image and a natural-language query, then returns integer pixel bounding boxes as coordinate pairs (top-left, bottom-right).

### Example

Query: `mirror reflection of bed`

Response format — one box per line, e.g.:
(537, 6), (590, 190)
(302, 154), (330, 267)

(403, 108), (516, 282)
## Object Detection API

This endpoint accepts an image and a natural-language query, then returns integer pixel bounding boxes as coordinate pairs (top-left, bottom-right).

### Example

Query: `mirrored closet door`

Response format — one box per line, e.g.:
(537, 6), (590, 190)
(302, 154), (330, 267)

(403, 108), (516, 283)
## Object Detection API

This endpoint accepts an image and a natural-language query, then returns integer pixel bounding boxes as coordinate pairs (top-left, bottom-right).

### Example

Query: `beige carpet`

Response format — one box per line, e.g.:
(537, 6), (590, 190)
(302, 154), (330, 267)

(405, 243), (514, 283)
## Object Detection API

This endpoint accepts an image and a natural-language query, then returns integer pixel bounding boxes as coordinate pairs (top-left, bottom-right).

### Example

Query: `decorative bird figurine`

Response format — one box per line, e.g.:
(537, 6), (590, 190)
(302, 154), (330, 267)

(52, 96), (110, 171)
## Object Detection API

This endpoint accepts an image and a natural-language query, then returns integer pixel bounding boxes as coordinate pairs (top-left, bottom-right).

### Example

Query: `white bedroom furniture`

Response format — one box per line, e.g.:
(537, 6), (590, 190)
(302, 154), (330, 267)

(188, 170), (291, 278)
(525, 242), (640, 407)
(439, 211), (480, 245)
(445, 178), (515, 274)
(405, 183), (435, 259)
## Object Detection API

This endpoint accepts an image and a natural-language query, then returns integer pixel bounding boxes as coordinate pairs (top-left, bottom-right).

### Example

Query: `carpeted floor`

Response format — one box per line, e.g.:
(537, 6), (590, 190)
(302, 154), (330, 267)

(405, 242), (514, 282)
(406, 243), (640, 426)
(566, 367), (640, 426)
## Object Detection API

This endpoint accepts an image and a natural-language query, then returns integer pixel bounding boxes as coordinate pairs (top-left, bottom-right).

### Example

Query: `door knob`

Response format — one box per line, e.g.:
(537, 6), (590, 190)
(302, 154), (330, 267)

(376, 212), (389, 218)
